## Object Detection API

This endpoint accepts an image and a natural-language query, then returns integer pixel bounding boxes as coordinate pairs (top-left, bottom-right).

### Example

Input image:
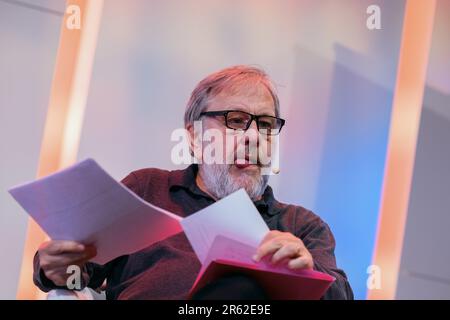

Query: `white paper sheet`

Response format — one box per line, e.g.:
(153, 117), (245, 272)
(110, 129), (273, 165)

(8, 159), (182, 265)
(181, 188), (269, 264)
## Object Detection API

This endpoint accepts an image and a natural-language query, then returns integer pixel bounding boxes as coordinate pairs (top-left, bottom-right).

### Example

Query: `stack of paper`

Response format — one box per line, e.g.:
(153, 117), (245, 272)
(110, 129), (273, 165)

(8, 159), (182, 264)
(9, 159), (334, 299)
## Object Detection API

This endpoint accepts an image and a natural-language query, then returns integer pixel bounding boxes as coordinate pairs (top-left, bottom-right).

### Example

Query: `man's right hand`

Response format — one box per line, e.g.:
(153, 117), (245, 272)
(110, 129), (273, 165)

(38, 240), (97, 287)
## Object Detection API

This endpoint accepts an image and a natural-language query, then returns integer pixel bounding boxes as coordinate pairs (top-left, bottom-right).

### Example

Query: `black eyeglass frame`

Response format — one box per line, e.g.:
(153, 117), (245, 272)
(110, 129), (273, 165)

(199, 110), (286, 135)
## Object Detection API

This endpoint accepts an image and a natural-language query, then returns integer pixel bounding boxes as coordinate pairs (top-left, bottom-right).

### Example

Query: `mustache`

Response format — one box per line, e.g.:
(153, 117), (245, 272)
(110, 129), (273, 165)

(232, 150), (271, 166)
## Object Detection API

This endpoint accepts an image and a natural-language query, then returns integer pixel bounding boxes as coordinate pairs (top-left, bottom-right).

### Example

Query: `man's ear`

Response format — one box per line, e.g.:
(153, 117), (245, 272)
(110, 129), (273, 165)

(186, 122), (202, 163)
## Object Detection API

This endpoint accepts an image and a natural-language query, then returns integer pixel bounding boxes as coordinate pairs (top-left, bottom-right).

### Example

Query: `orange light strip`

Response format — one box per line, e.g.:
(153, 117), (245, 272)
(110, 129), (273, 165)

(368, 0), (436, 300)
(16, 0), (103, 300)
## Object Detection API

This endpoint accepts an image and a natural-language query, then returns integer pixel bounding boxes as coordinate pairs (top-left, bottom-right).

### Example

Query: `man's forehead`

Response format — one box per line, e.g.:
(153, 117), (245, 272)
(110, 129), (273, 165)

(207, 83), (275, 115)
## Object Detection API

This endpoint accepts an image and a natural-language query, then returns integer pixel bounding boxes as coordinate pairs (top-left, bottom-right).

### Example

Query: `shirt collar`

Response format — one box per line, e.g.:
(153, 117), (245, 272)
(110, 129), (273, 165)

(169, 164), (281, 216)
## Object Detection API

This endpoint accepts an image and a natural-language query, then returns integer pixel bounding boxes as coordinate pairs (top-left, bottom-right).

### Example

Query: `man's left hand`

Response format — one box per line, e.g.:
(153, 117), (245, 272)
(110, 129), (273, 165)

(252, 230), (314, 270)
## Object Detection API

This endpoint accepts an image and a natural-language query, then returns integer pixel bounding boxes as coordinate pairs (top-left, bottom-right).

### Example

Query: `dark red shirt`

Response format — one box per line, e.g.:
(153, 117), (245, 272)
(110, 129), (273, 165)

(34, 164), (353, 299)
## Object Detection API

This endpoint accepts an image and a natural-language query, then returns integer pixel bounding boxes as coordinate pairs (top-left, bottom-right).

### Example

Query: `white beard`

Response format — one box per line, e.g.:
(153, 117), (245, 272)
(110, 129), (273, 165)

(198, 163), (269, 201)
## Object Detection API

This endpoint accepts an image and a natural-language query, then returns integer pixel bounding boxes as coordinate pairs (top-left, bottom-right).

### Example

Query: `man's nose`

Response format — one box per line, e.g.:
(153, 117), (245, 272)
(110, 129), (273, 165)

(244, 120), (260, 147)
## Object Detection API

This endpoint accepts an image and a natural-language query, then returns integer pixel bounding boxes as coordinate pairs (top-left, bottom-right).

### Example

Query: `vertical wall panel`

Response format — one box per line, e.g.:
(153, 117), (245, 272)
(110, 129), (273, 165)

(0, 0), (64, 299)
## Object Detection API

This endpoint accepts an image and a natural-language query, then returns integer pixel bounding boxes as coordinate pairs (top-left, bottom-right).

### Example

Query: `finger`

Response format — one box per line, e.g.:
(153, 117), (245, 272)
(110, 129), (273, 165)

(42, 250), (95, 268)
(271, 243), (300, 264)
(45, 241), (86, 255)
(287, 256), (314, 270)
(254, 236), (299, 262)
(54, 253), (94, 267)
(45, 267), (71, 286)
(260, 230), (282, 245)
(253, 240), (284, 262)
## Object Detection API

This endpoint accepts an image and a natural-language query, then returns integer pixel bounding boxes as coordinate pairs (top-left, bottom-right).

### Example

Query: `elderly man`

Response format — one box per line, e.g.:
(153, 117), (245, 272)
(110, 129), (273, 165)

(33, 65), (353, 300)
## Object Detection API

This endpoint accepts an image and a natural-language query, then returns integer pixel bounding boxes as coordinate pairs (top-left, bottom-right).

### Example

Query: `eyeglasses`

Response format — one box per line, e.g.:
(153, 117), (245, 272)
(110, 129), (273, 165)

(199, 110), (286, 135)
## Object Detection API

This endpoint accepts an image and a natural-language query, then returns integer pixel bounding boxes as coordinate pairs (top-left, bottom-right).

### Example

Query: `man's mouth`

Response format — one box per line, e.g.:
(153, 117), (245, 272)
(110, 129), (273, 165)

(234, 155), (259, 169)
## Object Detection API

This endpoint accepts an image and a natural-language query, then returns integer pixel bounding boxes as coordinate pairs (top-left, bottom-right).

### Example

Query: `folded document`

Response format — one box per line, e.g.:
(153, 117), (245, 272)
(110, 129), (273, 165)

(9, 159), (334, 299)
(9, 159), (182, 264)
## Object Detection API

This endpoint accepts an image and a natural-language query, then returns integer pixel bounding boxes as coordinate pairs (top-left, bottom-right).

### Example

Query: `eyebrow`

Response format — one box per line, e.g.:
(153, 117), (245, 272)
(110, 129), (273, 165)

(223, 105), (276, 117)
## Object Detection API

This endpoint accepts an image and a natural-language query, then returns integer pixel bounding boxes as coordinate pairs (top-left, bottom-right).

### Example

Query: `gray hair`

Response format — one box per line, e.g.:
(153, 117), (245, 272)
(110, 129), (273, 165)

(184, 65), (280, 128)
